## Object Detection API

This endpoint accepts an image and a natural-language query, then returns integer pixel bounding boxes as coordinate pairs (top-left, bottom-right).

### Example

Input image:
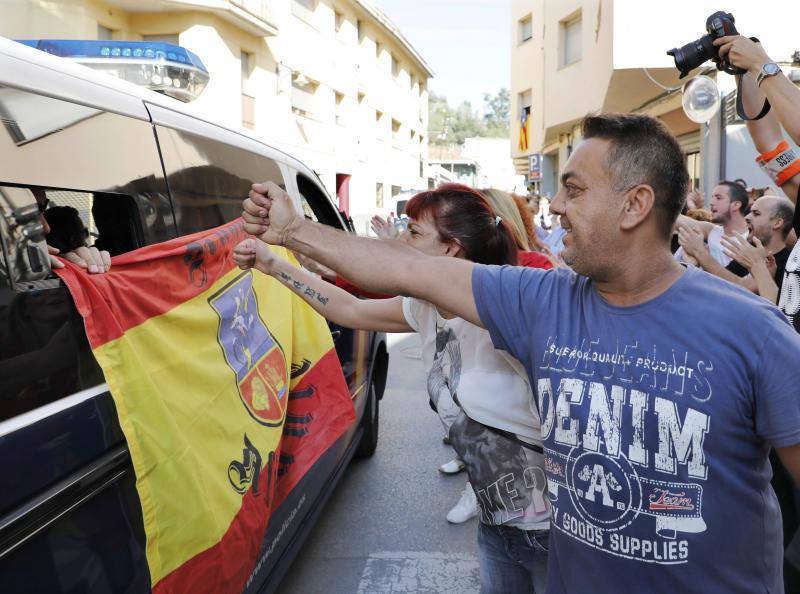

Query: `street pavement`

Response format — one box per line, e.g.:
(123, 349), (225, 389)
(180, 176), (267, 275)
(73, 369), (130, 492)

(275, 333), (480, 594)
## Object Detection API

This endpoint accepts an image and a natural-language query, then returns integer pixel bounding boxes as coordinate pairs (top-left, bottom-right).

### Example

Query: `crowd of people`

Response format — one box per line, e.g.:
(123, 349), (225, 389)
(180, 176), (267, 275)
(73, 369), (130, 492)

(235, 33), (800, 594)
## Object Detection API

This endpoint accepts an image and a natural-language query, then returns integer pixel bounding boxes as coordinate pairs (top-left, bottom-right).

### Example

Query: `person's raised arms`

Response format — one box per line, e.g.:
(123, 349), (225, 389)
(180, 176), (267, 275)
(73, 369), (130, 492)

(716, 35), (800, 146)
(241, 182), (483, 327)
(232, 238), (412, 333)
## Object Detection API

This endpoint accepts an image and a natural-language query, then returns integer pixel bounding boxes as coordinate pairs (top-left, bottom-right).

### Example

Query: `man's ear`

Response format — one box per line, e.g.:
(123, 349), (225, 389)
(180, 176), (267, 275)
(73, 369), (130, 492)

(620, 184), (656, 231)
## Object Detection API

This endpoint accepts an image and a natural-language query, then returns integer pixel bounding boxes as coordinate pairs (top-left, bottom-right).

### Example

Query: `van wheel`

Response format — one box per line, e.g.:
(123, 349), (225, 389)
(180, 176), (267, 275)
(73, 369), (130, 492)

(355, 382), (379, 458)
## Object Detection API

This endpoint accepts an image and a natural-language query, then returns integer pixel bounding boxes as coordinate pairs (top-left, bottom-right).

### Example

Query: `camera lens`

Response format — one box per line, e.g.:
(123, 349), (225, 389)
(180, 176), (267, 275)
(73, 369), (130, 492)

(667, 35), (716, 78)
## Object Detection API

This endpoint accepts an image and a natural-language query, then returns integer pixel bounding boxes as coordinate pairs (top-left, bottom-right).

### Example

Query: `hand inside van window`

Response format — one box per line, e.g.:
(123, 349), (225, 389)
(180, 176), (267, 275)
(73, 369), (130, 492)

(32, 188), (111, 274)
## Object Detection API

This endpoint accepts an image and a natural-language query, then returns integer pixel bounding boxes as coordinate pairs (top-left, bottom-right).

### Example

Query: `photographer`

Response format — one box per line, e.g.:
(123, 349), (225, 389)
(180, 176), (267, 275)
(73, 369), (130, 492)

(715, 37), (800, 323)
(714, 33), (800, 592)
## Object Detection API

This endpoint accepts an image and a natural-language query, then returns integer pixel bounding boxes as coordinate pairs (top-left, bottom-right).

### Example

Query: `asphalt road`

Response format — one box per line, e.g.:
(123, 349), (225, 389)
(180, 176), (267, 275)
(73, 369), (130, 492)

(275, 333), (480, 594)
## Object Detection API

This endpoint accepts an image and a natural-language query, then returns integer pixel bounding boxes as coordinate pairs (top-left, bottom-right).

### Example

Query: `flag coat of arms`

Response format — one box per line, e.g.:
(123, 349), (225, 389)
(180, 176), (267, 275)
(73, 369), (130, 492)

(56, 219), (355, 594)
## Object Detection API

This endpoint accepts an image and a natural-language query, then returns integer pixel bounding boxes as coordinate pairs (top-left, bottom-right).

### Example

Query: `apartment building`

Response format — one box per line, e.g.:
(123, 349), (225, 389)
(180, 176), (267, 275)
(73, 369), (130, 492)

(511, 0), (800, 199)
(2, 0), (433, 232)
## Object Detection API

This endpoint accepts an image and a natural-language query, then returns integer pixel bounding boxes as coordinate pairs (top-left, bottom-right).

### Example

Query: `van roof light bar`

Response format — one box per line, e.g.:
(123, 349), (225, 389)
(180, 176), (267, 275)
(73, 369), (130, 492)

(16, 39), (210, 102)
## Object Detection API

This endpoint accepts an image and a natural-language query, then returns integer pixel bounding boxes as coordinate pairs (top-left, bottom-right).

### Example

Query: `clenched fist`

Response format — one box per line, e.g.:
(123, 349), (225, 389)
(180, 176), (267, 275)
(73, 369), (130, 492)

(232, 237), (277, 274)
(242, 181), (304, 246)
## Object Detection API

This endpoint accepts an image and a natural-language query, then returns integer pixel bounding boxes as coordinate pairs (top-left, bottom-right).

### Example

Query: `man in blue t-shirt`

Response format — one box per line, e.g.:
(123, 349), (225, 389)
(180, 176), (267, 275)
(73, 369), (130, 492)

(242, 113), (800, 593)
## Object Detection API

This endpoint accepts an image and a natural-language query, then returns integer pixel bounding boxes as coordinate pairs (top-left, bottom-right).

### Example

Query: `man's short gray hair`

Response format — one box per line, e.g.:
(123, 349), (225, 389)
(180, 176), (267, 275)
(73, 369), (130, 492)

(582, 113), (689, 238)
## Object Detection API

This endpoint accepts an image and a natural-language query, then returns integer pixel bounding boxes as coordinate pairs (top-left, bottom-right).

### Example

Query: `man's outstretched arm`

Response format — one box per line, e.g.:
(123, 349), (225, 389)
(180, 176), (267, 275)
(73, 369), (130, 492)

(243, 182), (483, 327)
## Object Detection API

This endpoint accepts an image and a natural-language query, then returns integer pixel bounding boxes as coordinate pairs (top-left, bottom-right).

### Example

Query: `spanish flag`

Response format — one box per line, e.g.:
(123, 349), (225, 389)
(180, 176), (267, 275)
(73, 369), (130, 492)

(56, 219), (355, 593)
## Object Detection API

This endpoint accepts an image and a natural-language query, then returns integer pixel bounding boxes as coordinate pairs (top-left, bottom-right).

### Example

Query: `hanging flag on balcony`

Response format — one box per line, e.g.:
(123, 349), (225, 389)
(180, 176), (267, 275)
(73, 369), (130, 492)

(518, 109), (530, 152)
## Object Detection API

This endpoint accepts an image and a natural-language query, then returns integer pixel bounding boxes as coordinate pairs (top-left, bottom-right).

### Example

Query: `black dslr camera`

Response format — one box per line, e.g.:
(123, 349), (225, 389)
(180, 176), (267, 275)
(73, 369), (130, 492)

(667, 11), (745, 78)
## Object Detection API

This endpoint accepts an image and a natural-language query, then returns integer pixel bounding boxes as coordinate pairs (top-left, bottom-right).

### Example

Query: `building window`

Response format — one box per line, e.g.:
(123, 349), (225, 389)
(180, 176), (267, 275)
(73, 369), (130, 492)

(241, 51), (255, 129)
(518, 15), (533, 44)
(376, 110), (383, 124)
(392, 119), (401, 142)
(335, 92), (345, 125)
(376, 182), (384, 208)
(97, 25), (114, 40)
(560, 12), (582, 67)
(335, 11), (345, 32)
(357, 19), (364, 41)
(376, 41), (382, 59)
(391, 55), (400, 78)
(391, 185), (402, 197)
(518, 90), (532, 117)
(358, 92), (366, 104)
(142, 33), (180, 45)
(292, 74), (318, 118)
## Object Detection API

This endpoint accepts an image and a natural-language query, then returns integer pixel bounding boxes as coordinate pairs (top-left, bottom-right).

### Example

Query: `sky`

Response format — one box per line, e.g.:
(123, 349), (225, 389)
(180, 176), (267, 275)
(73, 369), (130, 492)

(374, 0), (511, 113)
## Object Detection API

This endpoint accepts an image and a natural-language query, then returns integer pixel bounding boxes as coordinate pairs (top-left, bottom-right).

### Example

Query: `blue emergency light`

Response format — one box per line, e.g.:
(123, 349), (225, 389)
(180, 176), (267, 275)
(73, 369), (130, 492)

(17, 39), (210, 102)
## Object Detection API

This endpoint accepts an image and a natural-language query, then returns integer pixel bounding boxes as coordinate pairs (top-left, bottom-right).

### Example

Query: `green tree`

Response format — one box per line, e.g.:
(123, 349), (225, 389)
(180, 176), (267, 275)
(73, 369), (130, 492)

(482, 88), (509, 137)
(428, 89), (509, 146)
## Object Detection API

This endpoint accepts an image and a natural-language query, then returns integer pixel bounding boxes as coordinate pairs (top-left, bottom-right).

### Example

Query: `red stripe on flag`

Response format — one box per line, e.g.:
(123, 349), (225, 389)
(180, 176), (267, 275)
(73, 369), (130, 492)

(152, 349), (355, 594)
(275, 348), (357, 504)
(56, 220), (248, 348)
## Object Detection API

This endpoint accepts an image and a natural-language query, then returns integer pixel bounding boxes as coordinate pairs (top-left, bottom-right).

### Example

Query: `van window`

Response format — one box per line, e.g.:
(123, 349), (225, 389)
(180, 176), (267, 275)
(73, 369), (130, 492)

(36, 187), (144, 256)
(0, 85), (175, 246)
(0, 85), (170, 422)
(0, 187), (106, 422)
(296, 174), (343, 229)
(155, 126), (284, 236)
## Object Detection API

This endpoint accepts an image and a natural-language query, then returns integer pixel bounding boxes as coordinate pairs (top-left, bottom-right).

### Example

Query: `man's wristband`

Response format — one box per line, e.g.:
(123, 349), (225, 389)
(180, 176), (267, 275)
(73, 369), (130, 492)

(756, 140), (800, 187)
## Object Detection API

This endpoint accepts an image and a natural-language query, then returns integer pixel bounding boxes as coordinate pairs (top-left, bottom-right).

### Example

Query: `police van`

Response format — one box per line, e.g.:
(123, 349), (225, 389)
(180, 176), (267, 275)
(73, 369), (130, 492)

(0, 36), (388, 593)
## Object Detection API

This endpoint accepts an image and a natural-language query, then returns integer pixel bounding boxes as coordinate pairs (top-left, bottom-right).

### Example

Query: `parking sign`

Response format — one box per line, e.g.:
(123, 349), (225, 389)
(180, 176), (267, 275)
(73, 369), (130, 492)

(528, 153), (542, 182)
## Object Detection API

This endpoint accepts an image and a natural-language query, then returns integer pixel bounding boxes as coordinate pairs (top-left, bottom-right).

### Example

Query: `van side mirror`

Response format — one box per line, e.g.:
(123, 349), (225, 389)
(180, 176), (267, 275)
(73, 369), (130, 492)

(0, 186), (52, 289)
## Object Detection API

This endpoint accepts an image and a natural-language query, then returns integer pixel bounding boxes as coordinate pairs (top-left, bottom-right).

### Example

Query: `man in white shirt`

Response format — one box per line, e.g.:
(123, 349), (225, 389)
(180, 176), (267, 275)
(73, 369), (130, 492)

(676, 181), (749, 267)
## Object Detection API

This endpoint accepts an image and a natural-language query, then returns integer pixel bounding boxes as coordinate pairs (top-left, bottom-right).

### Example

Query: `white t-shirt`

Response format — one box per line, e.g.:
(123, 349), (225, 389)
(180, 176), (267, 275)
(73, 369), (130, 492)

(402, 297), (549, 530)
(675, 225), (747, 267)
(403, 297), (541, 440)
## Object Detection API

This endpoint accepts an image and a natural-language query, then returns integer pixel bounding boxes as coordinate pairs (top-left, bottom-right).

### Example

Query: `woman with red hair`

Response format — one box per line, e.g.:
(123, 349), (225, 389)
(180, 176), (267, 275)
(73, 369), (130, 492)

(235, 183), (550, 593)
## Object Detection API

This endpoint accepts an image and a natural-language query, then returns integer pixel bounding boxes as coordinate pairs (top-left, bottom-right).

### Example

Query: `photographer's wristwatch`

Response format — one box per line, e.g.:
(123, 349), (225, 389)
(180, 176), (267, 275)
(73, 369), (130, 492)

(756, 62), (781, 87)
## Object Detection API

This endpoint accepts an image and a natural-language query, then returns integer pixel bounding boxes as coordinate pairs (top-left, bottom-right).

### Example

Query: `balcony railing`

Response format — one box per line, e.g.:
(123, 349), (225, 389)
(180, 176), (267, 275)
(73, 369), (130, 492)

(230, 0), (273, 25)
(105, 1), (277, 36)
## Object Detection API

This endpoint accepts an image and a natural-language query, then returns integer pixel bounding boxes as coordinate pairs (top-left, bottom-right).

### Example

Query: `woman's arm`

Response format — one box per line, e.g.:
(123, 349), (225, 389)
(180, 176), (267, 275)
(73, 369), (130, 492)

(233, 238), (413, 333)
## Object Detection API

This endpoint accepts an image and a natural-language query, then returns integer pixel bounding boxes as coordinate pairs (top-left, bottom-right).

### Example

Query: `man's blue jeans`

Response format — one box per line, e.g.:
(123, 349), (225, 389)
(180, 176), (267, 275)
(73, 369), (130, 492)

(477, 522), (549, 594)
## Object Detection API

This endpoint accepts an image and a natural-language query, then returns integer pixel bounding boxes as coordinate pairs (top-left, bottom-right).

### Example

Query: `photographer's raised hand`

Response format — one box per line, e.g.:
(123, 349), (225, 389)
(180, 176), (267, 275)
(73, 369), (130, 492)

(715, 35), (800, 147)
(714, 35), (771, 75)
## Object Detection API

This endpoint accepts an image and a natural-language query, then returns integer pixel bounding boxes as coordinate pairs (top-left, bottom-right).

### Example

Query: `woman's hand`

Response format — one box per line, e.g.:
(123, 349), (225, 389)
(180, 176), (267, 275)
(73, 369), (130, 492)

(370, 215), (398, 240)
(233, 238), (277, 274)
